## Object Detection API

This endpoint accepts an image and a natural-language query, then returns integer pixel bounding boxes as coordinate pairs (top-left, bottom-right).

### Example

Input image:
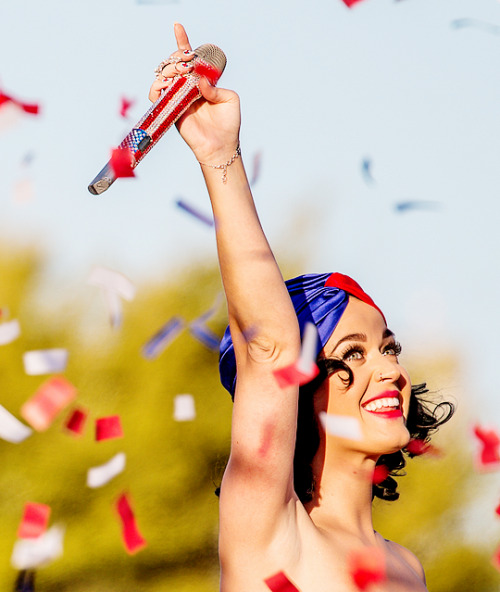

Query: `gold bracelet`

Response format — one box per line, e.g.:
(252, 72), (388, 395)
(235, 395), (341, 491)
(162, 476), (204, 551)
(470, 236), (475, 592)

(198, 143), (241, 184)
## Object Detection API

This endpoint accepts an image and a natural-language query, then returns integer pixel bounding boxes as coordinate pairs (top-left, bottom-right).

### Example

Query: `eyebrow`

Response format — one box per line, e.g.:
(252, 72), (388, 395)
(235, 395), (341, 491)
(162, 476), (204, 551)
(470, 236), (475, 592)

(328, 328), (395, 356)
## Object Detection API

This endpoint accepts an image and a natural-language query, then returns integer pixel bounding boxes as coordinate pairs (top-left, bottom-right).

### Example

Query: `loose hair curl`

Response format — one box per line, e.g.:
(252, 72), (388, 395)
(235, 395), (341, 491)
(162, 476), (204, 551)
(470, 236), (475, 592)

(293, 358), (455, 503)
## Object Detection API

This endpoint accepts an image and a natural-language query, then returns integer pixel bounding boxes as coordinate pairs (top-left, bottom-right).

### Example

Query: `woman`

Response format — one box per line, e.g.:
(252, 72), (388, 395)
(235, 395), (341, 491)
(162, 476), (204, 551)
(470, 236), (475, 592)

(150, 24), (453, 591)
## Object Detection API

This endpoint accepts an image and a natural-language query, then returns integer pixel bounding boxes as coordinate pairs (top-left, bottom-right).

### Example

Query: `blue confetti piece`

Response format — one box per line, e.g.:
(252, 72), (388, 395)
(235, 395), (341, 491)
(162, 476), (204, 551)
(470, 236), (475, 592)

(142, 316), (185, 360)
(394, 200), (440, 213)
(175, 199), (214, 227)
(451, 18), (500, 36)
(189, 323), (220, 351)
(361, 157), (375, 184)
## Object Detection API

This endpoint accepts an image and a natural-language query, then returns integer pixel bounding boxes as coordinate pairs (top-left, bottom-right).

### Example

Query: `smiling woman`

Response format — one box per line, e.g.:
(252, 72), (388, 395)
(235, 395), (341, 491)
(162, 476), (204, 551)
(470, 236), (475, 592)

(158, 22), (454, 592)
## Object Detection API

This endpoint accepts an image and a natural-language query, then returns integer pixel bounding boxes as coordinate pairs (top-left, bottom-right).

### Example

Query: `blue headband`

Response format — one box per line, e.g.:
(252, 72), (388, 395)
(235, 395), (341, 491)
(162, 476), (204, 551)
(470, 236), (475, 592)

(219, 272), (383, 397)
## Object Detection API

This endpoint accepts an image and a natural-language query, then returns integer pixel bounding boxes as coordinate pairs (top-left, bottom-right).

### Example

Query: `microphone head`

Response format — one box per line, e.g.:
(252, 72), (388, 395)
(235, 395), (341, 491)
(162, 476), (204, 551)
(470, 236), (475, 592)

(193, 44), (227, 84)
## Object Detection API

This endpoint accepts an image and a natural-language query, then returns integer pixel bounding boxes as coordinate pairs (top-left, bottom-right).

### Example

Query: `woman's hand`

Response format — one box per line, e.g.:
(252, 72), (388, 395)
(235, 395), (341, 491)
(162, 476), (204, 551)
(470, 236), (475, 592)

(149, 23), (241, 164)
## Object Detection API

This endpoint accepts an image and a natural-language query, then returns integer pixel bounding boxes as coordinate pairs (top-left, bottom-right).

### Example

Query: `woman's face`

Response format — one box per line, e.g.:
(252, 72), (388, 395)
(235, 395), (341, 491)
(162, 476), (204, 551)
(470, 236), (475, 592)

(317, 296), (412, 456)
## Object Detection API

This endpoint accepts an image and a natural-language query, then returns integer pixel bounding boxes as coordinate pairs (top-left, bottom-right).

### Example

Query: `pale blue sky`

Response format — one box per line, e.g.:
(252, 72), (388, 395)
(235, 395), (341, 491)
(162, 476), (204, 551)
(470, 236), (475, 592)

(1, 0), (500, 436)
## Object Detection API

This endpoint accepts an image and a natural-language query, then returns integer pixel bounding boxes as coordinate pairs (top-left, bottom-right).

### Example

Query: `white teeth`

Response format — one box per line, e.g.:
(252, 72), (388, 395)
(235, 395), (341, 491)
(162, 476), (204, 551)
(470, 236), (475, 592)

(363, 397), (400, 412)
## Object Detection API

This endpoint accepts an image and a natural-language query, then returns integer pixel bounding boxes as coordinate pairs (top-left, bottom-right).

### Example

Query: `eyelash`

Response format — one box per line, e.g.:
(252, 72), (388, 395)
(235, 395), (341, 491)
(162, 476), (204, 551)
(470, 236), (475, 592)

(339, 340), (402, 361)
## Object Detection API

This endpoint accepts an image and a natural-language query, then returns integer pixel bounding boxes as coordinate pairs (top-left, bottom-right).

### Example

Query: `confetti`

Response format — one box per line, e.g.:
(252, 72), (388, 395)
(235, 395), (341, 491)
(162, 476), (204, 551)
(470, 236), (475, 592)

(0, 405), (32, 443)
(264, 571), (300, 592)
(96, 415), (123, 441)
(492, 544), (500, 572)
(361, 157), (375, 184)
(21, 377), (77, 431)
(249, 150), (262, 186)
(110, 147), (135, 178)
(348, 547), (386, 590)
(22, 349), (68, 375)
(11, 525), (64, 570)
(405, 438), (441, 457)
(88, 266), (136, 301)
(87, 452), (126, 488)
(142, 316), (185, 359)
(0, 319), (20, 345)
(473, 425), (500, 470)
(273, 323), (319, 388)
(115, 493), (147, 554)
(175, 198), (214, 227)
(371, 465), (390, 485)
(273, 362), (319, 389)
(495, 502), (500, 517)
(119, 96), (135, 118)
(173, 394), (196, 421)
(188, 322), (220, 351)
(341, 0), (366, 7)
(451, 18), (500, 36)
(64, 407), (88, 436)
(394, 200), (440, 213)
(17, 503), (51, 539)
(0, 91), (39, 115)
(319, 412), (363, 441)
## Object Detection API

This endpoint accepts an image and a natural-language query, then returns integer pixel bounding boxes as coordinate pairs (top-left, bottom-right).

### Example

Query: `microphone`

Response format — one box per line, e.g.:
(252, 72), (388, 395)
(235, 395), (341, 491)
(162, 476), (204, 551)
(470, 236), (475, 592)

(88, 43), (227, 195)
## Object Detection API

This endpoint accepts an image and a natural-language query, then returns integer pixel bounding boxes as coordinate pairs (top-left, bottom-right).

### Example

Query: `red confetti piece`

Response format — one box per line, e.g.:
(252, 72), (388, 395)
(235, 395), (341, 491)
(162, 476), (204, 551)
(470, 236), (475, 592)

(264, 571), (300, 592)
(372, 465), (390, 485)
(0, 91), (39, 115)
(21, 376), (77, 431)
(348, 547), (386, 590)
(119, 96), (135, 118)
(405, 438), (441, 457)
(64, 407), (88, 436)
(273, 361), (319, 388)
(495, 502), (500, 517)
(96, 415), (123, 441)
(115, 493), (147, 554)
(341, 0), (366, 7)
(492, 544), (500, 572)
(110, 147), (135, 178)
(17, 503), (51, 539)
(473, 425), (500, 470)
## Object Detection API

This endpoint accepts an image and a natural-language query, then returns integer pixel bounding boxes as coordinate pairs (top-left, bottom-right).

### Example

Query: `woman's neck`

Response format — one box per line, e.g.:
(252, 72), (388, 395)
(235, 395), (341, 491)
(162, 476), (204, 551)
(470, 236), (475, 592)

(305, 443), (378, 543)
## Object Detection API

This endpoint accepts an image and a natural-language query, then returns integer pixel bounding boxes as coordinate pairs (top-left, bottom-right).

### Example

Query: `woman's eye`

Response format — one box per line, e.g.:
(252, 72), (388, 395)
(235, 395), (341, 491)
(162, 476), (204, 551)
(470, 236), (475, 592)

(343, 349), (364, 361)
(383, 342), (402, 357)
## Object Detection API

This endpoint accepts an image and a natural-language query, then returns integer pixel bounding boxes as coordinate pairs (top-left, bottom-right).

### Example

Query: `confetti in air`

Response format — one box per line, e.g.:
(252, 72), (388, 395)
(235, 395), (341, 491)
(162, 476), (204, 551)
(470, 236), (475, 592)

(0, 405), (33, 443)
(405, 438), (441, 457)
(173, 394), (196, 421)
(119, 96), (135, 118)
(371, 465), (390, 485)
(115, 493), (147, 554)
(0, 91), (40, 115)
(264, 571), (301, 592)
(95, 415), (124, 441)
(273, 323), (319, 388)
(17, 504), (51, 539)
(22, 349), (68, 375)
(249, 150), (262, 186)
(175, 198), (214, 227)
(348, 547), (387, 590)
(110, 147), (135, 178)
(394, 201), (440, 213)
(319, 412), (363, 441)
(87, 453), (126, 488)
(0, 319), (21, 345)
(472, 424), (500, 471)
(21, 377), (77, 432)
(11, 525), (65, 570)
(361, 157), (375, 184)
(451, 18), (500, 36)
(63, 408), (88, 436)
(88, 266), (136, 329)
(341, 0), (366, 7)
(142, 316), (185, 359)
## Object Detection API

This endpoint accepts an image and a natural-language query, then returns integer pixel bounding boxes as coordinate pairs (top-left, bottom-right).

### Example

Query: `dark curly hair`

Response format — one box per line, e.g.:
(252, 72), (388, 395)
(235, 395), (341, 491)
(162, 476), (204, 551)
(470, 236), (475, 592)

(294, 357), (455, 503)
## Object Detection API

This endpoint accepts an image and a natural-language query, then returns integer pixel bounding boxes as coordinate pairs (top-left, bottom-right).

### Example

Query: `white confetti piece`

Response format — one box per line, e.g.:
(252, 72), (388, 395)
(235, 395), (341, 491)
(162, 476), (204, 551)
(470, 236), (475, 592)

(0, 405), (32, 443)
(103, 288), (123, 329)
(0, 319), (21, 345)
(319, 412), (363, 441)
(173, 394), (196, 422)
(11, 525), (64, 569)
(296, 322), (318, 374)
(87, 266), (136, 301)
(22, 349), (68, 375)
(87, 452), (126, 488)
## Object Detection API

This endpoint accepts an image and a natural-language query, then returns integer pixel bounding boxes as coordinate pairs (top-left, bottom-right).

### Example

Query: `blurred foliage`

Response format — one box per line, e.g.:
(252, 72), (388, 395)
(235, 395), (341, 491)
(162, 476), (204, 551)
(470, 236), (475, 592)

(0, 245), (499, 591)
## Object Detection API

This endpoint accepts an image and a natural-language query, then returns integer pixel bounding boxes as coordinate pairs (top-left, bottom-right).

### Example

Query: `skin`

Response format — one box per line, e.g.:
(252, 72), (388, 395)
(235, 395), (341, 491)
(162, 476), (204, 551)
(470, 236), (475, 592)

(153, 24), (429, 591)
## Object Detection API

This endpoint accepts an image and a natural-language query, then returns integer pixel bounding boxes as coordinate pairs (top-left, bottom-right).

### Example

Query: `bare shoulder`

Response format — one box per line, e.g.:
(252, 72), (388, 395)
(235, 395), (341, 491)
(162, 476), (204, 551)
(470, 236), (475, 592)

(385, 538), (426, 584)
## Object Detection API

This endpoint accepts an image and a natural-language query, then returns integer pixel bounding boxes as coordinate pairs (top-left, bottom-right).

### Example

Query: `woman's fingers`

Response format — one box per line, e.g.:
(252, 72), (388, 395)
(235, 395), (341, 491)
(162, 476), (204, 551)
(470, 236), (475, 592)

(198, 77), (237, 105)
(174, 23), (192, 52)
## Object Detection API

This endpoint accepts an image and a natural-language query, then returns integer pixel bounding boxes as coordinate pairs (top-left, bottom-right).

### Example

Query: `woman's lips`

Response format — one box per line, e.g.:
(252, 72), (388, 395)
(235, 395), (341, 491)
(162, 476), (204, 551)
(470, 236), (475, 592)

(361, 393), (403, 419)
(363, 408), (403, 419)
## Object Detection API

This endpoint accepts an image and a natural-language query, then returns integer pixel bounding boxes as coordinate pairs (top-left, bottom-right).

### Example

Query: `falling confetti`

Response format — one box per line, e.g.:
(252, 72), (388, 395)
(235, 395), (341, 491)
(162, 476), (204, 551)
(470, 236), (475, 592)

(188, 322), (220, 350)
(273, 362), (319, 389)
(64, 408), (88, 436)
(371, 465), (390, 485)
(115, 493), (147, 554)
(88, 266), (136, 329)
(0, 319), (21, 345)
(11, 525), (65, 570)
(87, 453), (126, 488)
(405, 438), (441, 457)
(173, 394), (196, 421)
(273, 324), (319, 388)
(22, 349), (68, 375)
(142, 316), (185, 359)
(319, 412), (363, 441)
(451, 18), (500, 36)
(249, 150), (262, 186)
(110, 147), (135, 178)
(394, 201), (440, 213)
(175, 198), (214, 227)
(473, 425), (500, 470)
(119, 96), (135, 118)
(0, 91), (40, 115)
(341, 0), (366, 7)
(492, 544), (500, 572)
(348, 547), (386, 590)
(264, 571), (300, 592)
(95, 415), (124, 441)
(361, 157), (375, 184)
(17, 504), (51, 539)
(0, 405), (32, 444)
(21, 377), (77, 431)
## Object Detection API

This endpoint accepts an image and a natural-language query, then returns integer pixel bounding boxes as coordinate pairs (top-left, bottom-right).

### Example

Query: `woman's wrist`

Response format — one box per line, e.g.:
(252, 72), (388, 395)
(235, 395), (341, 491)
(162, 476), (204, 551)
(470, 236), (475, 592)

(197, 143), (241, 184)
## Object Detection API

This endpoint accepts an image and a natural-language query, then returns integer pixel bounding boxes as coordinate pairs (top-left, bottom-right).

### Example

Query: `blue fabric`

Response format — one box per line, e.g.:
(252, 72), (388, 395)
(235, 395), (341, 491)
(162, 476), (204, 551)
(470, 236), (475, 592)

(218, 273), (350, 397)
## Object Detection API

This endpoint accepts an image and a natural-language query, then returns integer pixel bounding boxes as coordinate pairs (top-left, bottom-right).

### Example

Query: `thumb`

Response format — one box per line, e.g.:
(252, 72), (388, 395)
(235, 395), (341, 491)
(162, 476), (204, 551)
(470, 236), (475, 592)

(199, 77), (237, 105)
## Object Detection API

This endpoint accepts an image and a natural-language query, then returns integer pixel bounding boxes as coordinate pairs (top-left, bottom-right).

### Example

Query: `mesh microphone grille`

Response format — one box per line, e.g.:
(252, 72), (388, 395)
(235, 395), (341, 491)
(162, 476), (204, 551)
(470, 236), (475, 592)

(194, 44), (227, 74)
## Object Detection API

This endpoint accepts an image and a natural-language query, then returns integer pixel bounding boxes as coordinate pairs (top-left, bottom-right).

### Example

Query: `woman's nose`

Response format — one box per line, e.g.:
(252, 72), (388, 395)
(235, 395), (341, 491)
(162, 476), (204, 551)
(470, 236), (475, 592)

(374, 356), (401, 384)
